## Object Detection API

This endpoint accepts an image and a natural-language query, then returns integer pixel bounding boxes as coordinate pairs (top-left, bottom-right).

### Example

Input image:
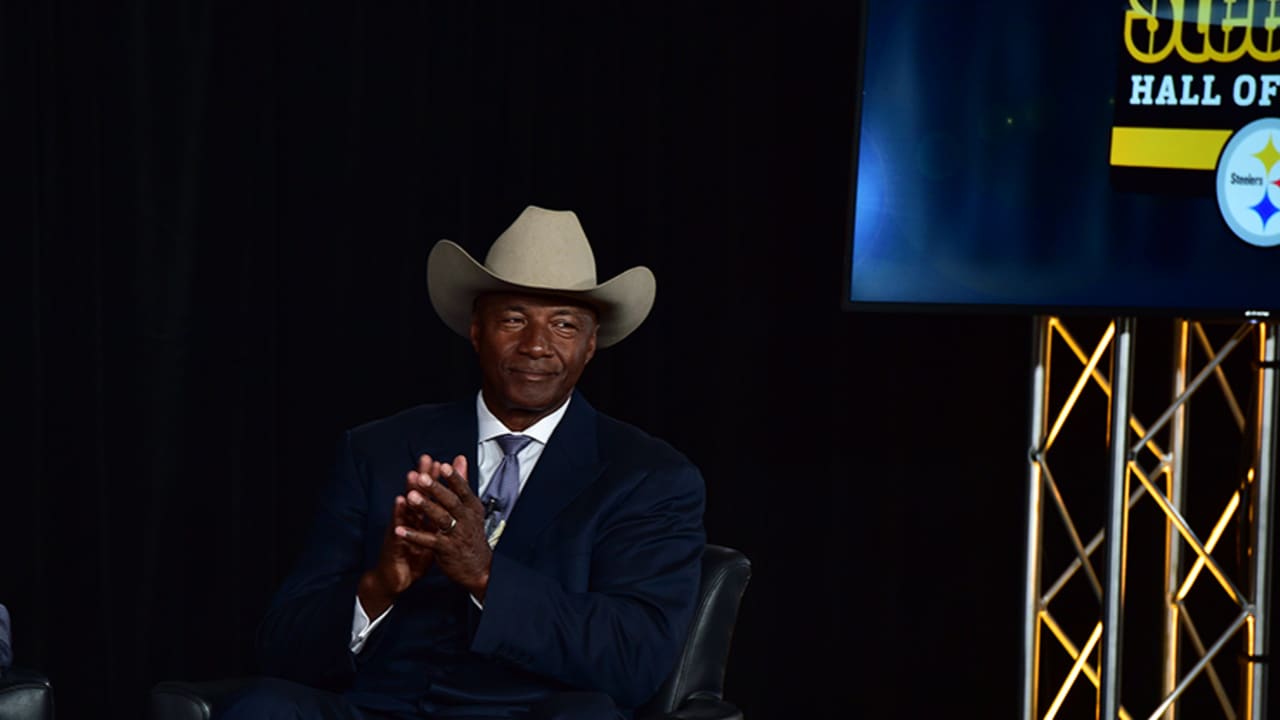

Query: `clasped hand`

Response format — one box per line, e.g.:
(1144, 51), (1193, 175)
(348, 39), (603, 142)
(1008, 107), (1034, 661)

(359, 454), (494, 616)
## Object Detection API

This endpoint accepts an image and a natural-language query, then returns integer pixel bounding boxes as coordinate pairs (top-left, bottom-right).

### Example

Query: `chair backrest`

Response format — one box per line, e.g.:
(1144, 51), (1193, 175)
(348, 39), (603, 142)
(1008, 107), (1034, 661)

(638, 544), (752, 717)
(0, 604), (11, 670)
(0, 669), (55, 720)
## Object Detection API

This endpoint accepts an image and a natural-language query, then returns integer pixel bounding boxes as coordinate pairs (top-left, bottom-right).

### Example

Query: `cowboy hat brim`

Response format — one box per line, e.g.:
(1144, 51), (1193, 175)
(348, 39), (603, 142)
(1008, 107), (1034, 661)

(427, 240), (656, 348)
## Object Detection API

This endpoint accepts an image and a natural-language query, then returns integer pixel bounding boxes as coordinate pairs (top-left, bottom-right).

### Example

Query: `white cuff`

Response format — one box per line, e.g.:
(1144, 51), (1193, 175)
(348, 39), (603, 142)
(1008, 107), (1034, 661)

(350, 597), (393, 653)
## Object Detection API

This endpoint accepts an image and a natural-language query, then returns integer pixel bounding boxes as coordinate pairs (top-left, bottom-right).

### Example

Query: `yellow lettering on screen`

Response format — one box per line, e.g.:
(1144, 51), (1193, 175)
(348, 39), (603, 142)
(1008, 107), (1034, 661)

(1109, 126), (1234, 169)
(1125, 0), (1280, 63)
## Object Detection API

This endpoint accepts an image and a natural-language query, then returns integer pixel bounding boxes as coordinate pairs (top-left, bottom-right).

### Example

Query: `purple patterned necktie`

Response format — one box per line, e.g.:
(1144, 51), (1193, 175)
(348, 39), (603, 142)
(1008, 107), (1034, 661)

(483, 434), (533, 543)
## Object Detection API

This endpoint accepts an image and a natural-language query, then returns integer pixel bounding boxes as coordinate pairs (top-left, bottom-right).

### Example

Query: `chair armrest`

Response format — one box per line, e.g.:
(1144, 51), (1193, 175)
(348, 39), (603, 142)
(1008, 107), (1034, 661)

(0, 668), (54, 720)
(637, 695), (743, 720)
(149, 678), (258, 720)
(657, 696), (744, 720)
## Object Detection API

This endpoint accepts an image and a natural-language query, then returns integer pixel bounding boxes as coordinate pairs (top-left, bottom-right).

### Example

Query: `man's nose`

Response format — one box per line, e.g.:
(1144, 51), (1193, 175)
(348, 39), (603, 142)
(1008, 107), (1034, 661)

(517, 324), (553, 355)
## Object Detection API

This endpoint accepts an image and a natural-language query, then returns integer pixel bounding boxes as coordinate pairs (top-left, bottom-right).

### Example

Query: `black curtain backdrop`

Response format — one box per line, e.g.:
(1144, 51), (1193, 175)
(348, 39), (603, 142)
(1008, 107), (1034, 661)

(8, 1), (1079, 717)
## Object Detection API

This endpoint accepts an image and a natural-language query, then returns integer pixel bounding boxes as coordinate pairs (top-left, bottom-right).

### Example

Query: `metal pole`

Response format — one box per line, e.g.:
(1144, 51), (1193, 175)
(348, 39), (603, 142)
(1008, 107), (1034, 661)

(1247, 322), (1278, 719)
(1023, 315), (1053, 720)
(1162, 319), (1191, 720)
(1100, 317), (1137, 720)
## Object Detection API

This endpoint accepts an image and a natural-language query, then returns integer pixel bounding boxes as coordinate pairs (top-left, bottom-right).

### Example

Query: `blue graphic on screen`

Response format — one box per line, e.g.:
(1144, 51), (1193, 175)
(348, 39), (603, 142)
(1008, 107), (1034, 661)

(847, 3), (1280, 315)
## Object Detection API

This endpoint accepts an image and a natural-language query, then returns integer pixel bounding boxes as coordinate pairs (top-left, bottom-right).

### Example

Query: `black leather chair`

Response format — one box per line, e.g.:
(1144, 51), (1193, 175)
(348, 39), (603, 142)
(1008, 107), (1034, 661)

(0, 668), (55, 720)
(150, 544), (751, 720)
(634, 544), (750, 720)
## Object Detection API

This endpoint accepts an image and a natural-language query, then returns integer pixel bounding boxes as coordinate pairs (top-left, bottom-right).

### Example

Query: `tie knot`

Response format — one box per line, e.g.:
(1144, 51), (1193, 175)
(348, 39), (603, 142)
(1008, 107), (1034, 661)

(495, 433), (533, 457)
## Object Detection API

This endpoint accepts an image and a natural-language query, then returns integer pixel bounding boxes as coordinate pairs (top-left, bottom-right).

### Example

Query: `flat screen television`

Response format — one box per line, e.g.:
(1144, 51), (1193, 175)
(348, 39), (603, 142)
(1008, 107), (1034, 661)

(844, 2), (1280, 318)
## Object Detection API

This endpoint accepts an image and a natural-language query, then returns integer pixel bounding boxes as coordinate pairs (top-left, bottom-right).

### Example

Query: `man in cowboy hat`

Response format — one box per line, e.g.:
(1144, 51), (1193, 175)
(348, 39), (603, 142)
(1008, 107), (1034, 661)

(223, 206), (706, 719)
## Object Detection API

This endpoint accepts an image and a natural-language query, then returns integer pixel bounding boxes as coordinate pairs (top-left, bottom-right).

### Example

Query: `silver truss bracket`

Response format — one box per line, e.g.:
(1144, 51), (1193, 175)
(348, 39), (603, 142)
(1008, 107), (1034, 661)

(1021, 316), (1277, 720)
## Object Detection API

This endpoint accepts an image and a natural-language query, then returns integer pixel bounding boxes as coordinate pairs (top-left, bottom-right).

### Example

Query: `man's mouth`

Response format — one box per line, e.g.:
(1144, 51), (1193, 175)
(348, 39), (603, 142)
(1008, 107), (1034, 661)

(508, 367), (557, 380)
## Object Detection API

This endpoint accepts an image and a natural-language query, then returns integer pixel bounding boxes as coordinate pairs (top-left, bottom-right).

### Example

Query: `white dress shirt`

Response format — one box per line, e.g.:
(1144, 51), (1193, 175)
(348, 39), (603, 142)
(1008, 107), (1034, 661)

(349, 392), (572, 652)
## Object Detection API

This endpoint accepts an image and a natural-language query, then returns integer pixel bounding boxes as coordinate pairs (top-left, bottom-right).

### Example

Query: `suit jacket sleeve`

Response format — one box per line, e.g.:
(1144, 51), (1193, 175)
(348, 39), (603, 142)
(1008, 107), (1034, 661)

(255, 430), (368, 688)
(470, 455), (706, 709)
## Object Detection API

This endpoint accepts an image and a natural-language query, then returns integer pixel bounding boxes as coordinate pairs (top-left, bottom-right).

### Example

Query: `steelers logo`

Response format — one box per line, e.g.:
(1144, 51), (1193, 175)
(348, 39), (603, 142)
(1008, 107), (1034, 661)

(1217, 117), (1280, 248)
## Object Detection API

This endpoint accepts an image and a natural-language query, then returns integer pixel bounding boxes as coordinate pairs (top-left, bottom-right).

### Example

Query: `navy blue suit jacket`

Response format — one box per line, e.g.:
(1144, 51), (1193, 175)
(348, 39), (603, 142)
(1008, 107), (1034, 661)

(257, 392), (706, 715)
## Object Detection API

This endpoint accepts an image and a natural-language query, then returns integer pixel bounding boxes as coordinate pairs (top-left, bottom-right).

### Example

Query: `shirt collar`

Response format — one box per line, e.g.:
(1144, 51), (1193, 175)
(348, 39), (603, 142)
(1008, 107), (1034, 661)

(475, 390), (571, 446)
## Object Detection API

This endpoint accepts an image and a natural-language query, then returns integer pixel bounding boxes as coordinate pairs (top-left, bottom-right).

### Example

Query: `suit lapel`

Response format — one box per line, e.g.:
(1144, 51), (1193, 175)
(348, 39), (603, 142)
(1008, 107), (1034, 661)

(407, 398), (480, 494)
(497, 392), (603, 555)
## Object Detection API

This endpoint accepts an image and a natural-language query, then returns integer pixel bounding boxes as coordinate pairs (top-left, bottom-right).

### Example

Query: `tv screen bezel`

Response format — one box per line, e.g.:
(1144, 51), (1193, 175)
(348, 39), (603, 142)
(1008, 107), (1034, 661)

(839, 2), (1278, 322)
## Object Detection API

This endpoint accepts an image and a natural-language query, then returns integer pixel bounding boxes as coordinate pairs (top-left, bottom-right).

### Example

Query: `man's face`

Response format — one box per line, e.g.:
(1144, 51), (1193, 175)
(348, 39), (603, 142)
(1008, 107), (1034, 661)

(470, 292), (599, 430)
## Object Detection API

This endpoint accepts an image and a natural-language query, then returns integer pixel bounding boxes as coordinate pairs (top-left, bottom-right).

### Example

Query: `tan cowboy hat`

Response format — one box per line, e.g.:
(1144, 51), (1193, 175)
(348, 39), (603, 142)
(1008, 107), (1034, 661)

(427, 206), (656, 348)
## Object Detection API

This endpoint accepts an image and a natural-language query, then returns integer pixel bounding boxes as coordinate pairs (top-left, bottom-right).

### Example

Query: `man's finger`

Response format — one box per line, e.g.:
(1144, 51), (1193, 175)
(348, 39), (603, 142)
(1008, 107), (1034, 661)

(409, 466), (444, 498)
(395, 525), (441, 549)
(445, 456), (486, 513)
(391, 495), (410, 526)
(407, 469), (434, 497)
(394, 493), (432, 532)
(440, 456), (471, 498)
(421, 478), (463, 514)
(406, 488), (433, 512)
(414, 493), (458, 529)
(414, 455), (443, 485)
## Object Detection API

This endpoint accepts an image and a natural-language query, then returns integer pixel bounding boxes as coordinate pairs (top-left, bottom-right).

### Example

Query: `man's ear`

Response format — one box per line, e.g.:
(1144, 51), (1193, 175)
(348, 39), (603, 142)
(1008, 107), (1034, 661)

(585, 324), (598, 363)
